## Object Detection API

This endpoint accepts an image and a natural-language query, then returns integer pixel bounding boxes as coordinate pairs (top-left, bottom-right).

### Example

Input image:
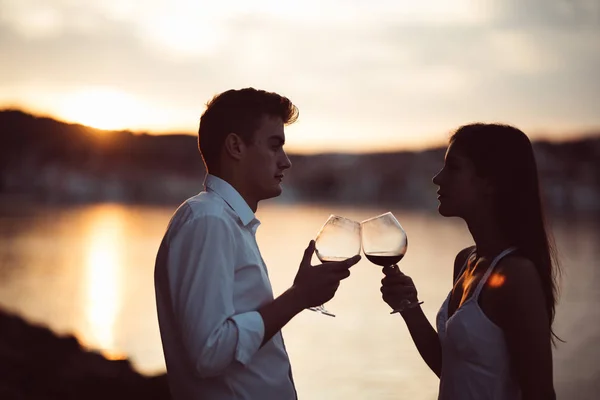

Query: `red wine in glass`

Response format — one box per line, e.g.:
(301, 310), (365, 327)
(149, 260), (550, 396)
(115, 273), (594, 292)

(365, 252), (404, 267)
(361, 212), (420, 313)
(360, 212), (407, 268)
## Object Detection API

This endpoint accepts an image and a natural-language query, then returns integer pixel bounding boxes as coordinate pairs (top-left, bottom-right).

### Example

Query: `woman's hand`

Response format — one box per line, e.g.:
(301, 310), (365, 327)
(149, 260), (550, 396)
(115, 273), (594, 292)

(380, 265), (419, 311)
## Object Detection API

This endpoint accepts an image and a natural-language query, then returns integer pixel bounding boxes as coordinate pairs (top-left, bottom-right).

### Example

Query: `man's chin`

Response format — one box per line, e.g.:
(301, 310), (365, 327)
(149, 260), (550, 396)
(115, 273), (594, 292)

(261, 185), (283, 201)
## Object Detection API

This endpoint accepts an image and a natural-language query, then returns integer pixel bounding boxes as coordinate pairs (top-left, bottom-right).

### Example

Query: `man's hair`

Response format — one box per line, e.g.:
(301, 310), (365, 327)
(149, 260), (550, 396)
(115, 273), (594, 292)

(198, 87), (299, 171)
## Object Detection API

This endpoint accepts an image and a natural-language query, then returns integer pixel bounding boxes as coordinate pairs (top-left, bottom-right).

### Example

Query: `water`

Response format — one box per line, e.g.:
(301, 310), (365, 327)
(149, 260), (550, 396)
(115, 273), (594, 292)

(0, 202), (598, 399)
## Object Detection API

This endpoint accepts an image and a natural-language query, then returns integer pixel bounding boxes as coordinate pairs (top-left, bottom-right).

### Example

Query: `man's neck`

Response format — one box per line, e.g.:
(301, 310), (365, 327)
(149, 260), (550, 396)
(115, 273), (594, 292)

(209, 171), (258, 213)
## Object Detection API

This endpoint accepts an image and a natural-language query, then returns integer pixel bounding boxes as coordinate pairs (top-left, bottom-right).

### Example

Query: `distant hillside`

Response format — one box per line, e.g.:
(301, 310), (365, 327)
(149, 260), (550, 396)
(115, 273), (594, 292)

(0, 110), (205, 204)
(1, 109), (599, 212)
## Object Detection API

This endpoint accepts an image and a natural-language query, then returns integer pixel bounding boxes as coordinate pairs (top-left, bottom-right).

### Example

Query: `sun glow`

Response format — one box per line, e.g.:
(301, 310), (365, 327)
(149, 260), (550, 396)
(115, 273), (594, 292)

(81, 204), (125, 358)
(58, 87), (148, 131)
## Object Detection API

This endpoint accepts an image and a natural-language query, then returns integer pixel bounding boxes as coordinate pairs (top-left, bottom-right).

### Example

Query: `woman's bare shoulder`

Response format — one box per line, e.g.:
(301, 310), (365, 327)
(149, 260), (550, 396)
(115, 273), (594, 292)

(453, 246), (476, 282)
(488, 255), (546, 308)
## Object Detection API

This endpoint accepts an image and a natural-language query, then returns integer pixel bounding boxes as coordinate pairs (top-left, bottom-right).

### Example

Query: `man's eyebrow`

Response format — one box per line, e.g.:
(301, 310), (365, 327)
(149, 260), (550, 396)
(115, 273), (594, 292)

(269, 136), (285, 145)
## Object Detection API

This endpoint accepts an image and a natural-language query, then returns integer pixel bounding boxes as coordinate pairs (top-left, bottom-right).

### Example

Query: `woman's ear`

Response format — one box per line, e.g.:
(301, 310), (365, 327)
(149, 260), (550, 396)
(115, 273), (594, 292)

(483, 178), (497, 197)
(223, 133), (246, 161)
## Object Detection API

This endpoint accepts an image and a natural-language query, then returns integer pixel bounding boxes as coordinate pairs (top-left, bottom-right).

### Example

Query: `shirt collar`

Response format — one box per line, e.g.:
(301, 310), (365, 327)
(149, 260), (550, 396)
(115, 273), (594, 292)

(204, 174), (258, 228)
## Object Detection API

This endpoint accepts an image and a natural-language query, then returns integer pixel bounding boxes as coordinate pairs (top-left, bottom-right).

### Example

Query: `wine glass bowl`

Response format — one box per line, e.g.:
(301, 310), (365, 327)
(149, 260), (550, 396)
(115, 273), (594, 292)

(360, 212), (407, 265)
(311, 215), (361, 317)
(315, 215), (362, 262)
(361, 212), (419, 314)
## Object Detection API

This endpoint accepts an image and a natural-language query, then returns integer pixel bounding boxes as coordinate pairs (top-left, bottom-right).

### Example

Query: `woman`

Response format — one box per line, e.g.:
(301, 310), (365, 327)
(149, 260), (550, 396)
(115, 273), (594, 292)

(381, 124), (560, 399)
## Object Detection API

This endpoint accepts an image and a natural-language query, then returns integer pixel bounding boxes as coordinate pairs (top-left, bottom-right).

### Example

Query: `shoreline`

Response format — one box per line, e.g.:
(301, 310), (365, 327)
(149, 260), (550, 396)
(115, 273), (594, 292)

(0, 307), (170, 399)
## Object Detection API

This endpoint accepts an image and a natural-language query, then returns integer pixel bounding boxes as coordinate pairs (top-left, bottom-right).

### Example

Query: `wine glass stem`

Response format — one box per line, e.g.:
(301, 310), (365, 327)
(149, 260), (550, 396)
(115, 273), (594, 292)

(308, 304), (335, 317)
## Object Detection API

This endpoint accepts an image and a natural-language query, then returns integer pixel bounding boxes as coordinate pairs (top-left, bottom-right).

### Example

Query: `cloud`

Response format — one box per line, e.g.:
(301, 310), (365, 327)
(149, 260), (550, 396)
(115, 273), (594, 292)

(490, 0), (600, 29)
(0, 0), (598, 149)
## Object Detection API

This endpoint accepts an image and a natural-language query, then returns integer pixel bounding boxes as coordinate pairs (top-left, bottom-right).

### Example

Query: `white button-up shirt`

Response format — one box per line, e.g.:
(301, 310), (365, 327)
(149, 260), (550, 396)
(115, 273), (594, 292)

(155, 174), (297, 400)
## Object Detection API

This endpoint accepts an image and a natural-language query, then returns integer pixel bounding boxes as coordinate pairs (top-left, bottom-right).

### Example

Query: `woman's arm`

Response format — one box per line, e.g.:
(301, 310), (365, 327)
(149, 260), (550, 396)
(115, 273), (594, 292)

(491, 257), (556, 400)
(398, 304), (442, 377)
(380, 247), (474, 377)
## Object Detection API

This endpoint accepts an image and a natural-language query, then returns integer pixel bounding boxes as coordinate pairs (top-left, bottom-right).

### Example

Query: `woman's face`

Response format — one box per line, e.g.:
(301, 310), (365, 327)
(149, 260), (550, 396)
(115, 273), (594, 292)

(432, 143), (491, 219)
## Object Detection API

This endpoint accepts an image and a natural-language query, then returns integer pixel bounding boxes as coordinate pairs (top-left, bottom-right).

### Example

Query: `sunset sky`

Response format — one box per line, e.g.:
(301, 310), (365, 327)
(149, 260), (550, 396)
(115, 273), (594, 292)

(1, 0), (599, 153)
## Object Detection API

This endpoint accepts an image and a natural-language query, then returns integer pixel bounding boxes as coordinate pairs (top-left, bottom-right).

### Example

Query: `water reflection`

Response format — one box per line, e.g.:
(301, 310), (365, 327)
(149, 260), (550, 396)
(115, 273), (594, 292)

(81, 204), (125, 359)
(0, 203), (597, 399)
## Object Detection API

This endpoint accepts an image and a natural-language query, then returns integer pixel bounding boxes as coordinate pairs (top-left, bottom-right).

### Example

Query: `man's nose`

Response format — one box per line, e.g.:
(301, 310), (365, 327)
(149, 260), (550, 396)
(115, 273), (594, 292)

(280, 152), (292, 170)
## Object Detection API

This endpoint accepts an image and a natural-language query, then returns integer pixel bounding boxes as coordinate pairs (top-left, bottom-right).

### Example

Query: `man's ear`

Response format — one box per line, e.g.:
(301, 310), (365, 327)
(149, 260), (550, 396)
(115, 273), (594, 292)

(223, 133), (246, 161)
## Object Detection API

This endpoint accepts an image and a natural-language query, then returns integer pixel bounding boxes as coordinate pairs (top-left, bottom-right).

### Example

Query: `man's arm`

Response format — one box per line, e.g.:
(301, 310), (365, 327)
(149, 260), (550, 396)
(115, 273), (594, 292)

(258, 288), (304, 347)
(165, 215), (264, 378)
(258, 241), (360, 346)
(164, 220), (359, 375)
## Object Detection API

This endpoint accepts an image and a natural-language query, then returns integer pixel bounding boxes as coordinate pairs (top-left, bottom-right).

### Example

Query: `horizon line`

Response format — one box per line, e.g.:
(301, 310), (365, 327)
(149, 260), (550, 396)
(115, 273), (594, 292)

(2, 106), (599, 155)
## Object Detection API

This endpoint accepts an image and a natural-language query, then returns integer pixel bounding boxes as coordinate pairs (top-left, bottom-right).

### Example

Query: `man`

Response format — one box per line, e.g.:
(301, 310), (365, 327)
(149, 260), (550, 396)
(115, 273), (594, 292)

(154, 88), (360, 399)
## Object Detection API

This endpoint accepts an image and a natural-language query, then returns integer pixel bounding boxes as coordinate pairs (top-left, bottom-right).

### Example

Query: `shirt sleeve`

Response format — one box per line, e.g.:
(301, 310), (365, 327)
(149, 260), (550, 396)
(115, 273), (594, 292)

(165, 214), (265, 378)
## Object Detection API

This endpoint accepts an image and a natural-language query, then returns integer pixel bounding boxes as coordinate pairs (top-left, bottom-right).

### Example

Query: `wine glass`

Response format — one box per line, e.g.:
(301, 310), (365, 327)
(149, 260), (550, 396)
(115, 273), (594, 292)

(311, 214), (362, 317)
(360, 212), (421, 313)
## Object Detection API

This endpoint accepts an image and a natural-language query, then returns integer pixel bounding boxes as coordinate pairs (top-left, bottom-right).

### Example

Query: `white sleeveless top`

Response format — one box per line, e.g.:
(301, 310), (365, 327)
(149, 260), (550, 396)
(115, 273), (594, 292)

(436, 247), (522, 400)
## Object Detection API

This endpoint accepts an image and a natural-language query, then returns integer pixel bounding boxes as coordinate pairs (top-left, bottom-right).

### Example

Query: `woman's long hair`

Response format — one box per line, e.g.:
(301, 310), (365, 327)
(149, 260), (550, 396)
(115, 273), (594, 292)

(451, 123), (562, 344)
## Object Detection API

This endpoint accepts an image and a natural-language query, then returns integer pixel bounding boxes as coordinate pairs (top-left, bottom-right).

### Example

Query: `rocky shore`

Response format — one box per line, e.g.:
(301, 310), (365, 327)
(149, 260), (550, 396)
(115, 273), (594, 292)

(0, 308), (170, 400)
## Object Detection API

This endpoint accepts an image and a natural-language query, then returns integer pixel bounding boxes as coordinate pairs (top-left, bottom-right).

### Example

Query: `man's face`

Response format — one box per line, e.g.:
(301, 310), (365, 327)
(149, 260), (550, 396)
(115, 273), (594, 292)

(241, 115), (292, 202)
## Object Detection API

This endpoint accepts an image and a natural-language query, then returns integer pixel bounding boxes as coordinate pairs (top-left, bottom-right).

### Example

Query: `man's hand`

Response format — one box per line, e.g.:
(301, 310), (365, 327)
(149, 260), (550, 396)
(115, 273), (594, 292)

(292, 240), (361, 309)
(258, 240), (361, 346)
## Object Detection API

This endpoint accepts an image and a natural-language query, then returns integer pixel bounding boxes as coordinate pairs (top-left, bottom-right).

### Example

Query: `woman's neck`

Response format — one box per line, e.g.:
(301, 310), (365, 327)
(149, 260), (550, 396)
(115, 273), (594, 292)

(465, 212), (512, 260)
